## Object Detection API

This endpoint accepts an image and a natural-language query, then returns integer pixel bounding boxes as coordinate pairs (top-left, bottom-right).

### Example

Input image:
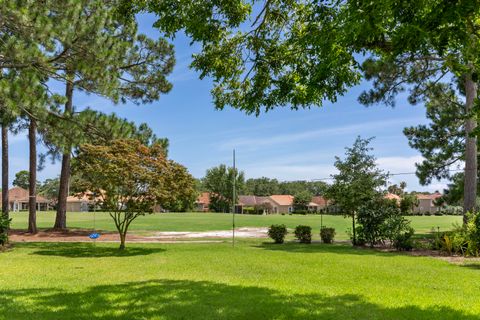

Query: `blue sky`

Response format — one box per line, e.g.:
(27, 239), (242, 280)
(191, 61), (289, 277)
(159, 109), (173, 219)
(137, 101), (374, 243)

(9, 14), (449, 192)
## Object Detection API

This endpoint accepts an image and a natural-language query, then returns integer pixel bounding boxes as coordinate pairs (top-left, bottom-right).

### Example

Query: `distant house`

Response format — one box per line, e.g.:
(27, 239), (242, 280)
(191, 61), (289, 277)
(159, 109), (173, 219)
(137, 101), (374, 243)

(384, 193), (401, 204)
(414, 193), (442, 214)
(195, 192), (211, 212)
(66, 192), (103, 212)
(236, 195), (273, 214)
(268, 195), (295, 214)
(0, 187), (50, 212)
(310, 196), (330, 212)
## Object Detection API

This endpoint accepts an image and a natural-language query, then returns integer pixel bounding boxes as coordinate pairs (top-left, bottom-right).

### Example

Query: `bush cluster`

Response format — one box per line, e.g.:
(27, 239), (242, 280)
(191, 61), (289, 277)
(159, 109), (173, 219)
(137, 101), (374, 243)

(294, 225), (312, 244)
(267, 224), (288, 244)
(320, 227), (336, 244)
(355, 198), (415, 250)
(433, 212), (480, 256)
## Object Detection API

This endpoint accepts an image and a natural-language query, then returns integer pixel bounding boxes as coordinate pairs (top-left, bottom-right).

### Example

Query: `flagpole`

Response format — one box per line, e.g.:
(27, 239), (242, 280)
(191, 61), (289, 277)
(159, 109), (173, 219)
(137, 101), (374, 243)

(232, 149), (236, 248)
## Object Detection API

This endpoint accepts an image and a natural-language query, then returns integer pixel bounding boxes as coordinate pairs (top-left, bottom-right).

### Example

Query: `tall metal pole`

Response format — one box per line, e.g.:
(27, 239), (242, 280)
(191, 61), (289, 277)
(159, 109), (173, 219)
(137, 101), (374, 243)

(232, 149), (236, 248)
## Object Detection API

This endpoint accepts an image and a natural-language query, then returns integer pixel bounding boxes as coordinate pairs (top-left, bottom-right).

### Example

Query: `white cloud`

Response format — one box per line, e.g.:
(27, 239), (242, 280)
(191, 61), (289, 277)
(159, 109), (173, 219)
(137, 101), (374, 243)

(220, 117), (424, 151)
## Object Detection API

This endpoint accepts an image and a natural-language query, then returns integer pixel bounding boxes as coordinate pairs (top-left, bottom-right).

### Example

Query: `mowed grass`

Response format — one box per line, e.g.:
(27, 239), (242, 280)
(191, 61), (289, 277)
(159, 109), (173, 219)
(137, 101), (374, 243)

(0, 240), (479, 319)
(10, 212), (461, 239)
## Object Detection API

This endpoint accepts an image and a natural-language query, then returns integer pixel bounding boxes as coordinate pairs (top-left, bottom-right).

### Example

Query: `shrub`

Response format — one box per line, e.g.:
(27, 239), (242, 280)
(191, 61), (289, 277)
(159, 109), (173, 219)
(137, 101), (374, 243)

(435, 213), (480, 257)
(292, 209), (308, 215)
(356, 198), (414, 248)
(0, 215), (11, 246)
(320, 227), (336, 244)
(393, 227), (415, 251)
(267, 224), (288, 244)
(294, 225), (312, 243)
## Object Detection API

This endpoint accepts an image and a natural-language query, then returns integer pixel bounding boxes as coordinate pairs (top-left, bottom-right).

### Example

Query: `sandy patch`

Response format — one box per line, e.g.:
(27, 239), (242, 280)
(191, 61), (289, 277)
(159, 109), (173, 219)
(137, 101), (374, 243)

(8, 227), (268, 243)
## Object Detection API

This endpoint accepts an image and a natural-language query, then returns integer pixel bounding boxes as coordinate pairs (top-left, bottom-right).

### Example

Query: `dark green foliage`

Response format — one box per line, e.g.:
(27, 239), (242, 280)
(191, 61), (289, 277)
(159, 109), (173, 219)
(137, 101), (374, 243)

(267, 224), (288, 244)
(38, 178), (59, 200)
(399, 194), (419, 215)
(294, 225), (312, 244)
(320, 227), (336, 244)
(392, 227), (414, 251)
(0, 215), (11, 246)
(293, 191), (312, 212)
(245, 177), (280, 196)
(203, 164), (245, 213)
(402, 84), (468, 185)
(12, 170), (31, 190)
(356, 198), (414, 249)
(244, 178), (328, 197)
(326, 137), (388, 245)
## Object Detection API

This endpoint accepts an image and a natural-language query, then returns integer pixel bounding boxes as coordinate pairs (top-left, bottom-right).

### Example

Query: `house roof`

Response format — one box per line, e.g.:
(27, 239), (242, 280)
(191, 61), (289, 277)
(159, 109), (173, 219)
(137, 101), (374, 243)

(66, 191), (102, 203)
(416, 193), (442, 200)
(311, 196), (328, 206)
(238, 195), (258, 206)
(384, 193), (401, 201)
(238, 195), (271, 206)
(196, 192), (210, 205)
(269, 195), (294, 206)
(0, 187), (49, 203)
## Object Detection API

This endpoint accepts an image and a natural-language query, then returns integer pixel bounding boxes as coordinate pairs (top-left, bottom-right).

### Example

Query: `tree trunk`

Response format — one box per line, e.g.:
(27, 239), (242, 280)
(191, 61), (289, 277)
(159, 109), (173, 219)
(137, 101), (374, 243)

(351, 212), (356, 246)
(2, 124), (8, 218)
(28, 118), (37, 234)
(119, 232), (126, 250)
(54, 78), (74, 230)
(463, 74), (478, 224)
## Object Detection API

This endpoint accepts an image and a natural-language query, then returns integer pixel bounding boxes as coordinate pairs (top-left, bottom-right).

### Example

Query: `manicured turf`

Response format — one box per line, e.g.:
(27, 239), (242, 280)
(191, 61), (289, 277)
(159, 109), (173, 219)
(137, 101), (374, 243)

(0, 240), (478, 319)
(10, 212), (461, 239)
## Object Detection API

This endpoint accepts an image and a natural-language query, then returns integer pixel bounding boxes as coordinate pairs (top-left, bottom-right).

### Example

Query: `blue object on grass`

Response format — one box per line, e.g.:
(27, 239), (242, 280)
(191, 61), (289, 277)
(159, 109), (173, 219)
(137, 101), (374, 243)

(89, 233), (100, 240)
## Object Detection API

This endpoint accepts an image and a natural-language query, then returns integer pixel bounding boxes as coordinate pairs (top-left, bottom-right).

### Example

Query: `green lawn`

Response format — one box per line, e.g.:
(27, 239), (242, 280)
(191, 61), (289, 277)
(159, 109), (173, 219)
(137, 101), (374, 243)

(10, 212), (461, 239)
(0, 240), (478, 319)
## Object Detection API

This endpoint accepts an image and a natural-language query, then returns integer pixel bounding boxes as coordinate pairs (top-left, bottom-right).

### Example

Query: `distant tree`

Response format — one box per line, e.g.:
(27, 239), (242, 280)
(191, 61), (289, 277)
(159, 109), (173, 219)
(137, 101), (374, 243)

(203, 164), (245, 213)
(74, 139), (195, 250)
(326, 137), (389, 245)
(13, 170), (30, 190)
(399, 194), (419, 215)
(245, 177), (280, 196)
(387, 183), (406, 196)
(293, 191), (313, 212)
(38, 178), (60, 201)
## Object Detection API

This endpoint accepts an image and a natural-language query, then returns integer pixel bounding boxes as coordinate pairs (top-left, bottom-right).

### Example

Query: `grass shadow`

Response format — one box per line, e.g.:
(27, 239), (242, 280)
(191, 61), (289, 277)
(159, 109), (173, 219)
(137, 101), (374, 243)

(17, 242), (165, 258)
(0, 279), (476, 319)
(460, 263), (480, 270)
(256, 242), (423, 258)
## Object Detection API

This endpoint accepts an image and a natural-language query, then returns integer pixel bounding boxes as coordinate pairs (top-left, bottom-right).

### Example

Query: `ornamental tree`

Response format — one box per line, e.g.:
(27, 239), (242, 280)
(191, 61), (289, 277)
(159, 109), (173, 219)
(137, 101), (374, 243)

(326, 137), (389, 245)
(74, 139), (195, 250)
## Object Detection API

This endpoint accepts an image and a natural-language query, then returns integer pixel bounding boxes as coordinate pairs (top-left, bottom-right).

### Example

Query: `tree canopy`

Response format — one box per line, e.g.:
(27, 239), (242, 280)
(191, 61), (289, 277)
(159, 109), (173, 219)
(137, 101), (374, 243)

(326, 137), (389, 244)
(74, 139), (195, 249)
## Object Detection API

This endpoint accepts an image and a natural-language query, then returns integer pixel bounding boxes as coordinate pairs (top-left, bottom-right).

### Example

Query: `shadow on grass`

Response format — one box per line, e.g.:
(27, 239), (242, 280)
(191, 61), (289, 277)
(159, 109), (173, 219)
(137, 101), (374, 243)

(0, 279), (475, 320)
(256, 242), (405, 257)
(460, 263), (480, 270)
(17, 242), (165, 258)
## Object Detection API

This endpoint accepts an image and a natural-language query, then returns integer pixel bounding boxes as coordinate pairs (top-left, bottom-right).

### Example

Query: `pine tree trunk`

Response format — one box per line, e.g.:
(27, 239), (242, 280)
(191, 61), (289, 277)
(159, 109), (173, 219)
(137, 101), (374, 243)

(2, 124), (8, 218)
(28, 118), (37, 234)
(463, 74), (478, 224)
(54, 78), (74, 230)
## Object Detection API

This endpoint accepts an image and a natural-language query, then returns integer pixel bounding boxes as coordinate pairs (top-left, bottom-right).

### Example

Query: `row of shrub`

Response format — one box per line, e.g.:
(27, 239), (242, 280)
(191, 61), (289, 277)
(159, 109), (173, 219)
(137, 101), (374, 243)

(268, 224), (336, 244)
